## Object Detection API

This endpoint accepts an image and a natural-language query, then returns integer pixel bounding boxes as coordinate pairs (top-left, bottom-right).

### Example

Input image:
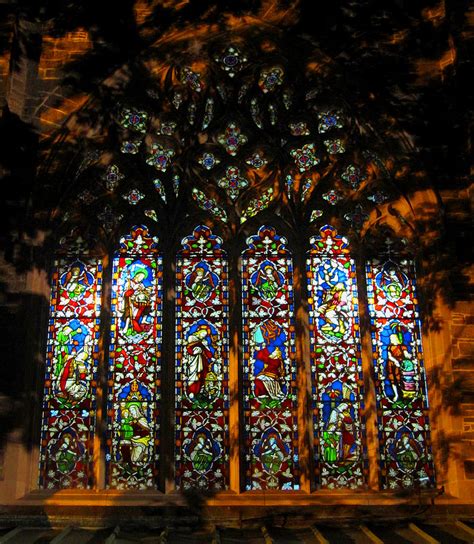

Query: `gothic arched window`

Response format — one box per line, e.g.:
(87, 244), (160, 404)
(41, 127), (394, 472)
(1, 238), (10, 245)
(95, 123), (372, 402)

(38, 31), (436, 494)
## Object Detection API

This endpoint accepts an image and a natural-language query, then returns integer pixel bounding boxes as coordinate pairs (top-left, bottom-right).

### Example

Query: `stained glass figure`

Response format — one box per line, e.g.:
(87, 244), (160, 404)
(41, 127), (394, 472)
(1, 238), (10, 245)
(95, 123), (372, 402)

(310, 209), (323, 222)
(98, 205), (123, 233)
(289, 122), (310, 136)
(153, 179), (167, 203)
(366, 258), (435, 489)
(250, 98), (263, 129)
(241, 226), (299, 490)
(39, 258), (102, 489)
(301, 177), (315, 202)
(202, 98), (214, 130)
(306, 225), (366, 489)
(144, 209), (158, 222)
(159, 121), (177, 136)
(268, 103), (277, 125)
(79, 190), (97, 204)
(106, 225), (163, 489)
(285, 174), (294, 201)
(172, 91), (183, 109)
(173, 174), (181, 197)
(175, 226), (229, 490)
(367, 191), (389, 204)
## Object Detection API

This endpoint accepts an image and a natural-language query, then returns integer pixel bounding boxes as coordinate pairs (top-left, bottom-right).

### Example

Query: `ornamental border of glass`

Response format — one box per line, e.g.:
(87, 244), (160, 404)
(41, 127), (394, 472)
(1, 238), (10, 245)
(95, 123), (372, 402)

(39, 257), (102, 489)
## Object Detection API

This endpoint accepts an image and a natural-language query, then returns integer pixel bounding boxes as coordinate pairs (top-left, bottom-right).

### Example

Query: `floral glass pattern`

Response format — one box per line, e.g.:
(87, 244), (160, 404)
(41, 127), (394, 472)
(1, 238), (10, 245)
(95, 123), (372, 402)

(106, 226), (163, 489)
(175, 226), (230, 490)
(241, 226), (299, 490)
(39, 258), (102, 489)
(307, 226), (366, 489)
(366, 258), (435, 489)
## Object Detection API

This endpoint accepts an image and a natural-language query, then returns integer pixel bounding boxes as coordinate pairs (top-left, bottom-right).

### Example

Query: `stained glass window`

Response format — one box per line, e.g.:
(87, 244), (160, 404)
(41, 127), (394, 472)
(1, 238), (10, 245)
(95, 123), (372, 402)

(241, 226), (299, 490)
(106, 225), (163, 489)
(306, 225), (366, 489)
(39, 257), (102, 489)
(175, 226), (230, 490)
(366, 257), (435, 489)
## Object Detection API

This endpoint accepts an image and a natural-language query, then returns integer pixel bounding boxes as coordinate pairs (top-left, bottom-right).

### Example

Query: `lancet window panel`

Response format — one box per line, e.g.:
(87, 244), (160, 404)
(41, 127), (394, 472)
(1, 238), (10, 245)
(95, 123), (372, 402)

(306, 225), (366, 490)
(39, 258), (102, 489)
(106, 225), (163, 489)
(175, 225), (230, 490)
(366, 258), (435, 490)
(241, 226), (299, 491)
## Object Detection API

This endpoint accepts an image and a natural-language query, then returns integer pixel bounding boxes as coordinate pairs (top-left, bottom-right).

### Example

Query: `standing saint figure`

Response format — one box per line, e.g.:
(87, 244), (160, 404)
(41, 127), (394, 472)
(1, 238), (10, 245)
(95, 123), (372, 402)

(254, 346), (285, 400)
(122, 267), (153, 334)
(57, 350), (89, 403)
(323, 401), (356, 462)
(386, 324), (416, 401)
(184, 323), (217, 400)
(119, 403), (152, 466)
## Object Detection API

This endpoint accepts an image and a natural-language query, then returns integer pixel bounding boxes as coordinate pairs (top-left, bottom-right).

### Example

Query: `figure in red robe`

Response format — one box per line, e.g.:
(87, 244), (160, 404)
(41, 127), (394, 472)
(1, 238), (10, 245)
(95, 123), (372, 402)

(185, 325), (214, 399)
(254, 346), (285, 399)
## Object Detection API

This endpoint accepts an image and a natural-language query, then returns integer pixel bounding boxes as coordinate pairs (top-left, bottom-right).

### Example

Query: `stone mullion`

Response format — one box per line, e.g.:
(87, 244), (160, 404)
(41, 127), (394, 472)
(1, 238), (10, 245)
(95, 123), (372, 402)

(357, 256), (381, 490)
(94, 254), (111, 490)
(228, 250), (241, 493)
(294, 248), (312, 493)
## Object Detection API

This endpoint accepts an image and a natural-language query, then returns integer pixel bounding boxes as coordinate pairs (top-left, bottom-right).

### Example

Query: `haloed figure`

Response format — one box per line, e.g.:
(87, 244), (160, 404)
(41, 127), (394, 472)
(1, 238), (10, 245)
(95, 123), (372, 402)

(185, 324), (218, 401)
(251, 261), (284, 302)
(123, 268), (153, 334)
(119, 403), (152, 466)
(189, 433), (214, 473)
(62, 263), (92, 300)
(185, 262), (218, 302)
